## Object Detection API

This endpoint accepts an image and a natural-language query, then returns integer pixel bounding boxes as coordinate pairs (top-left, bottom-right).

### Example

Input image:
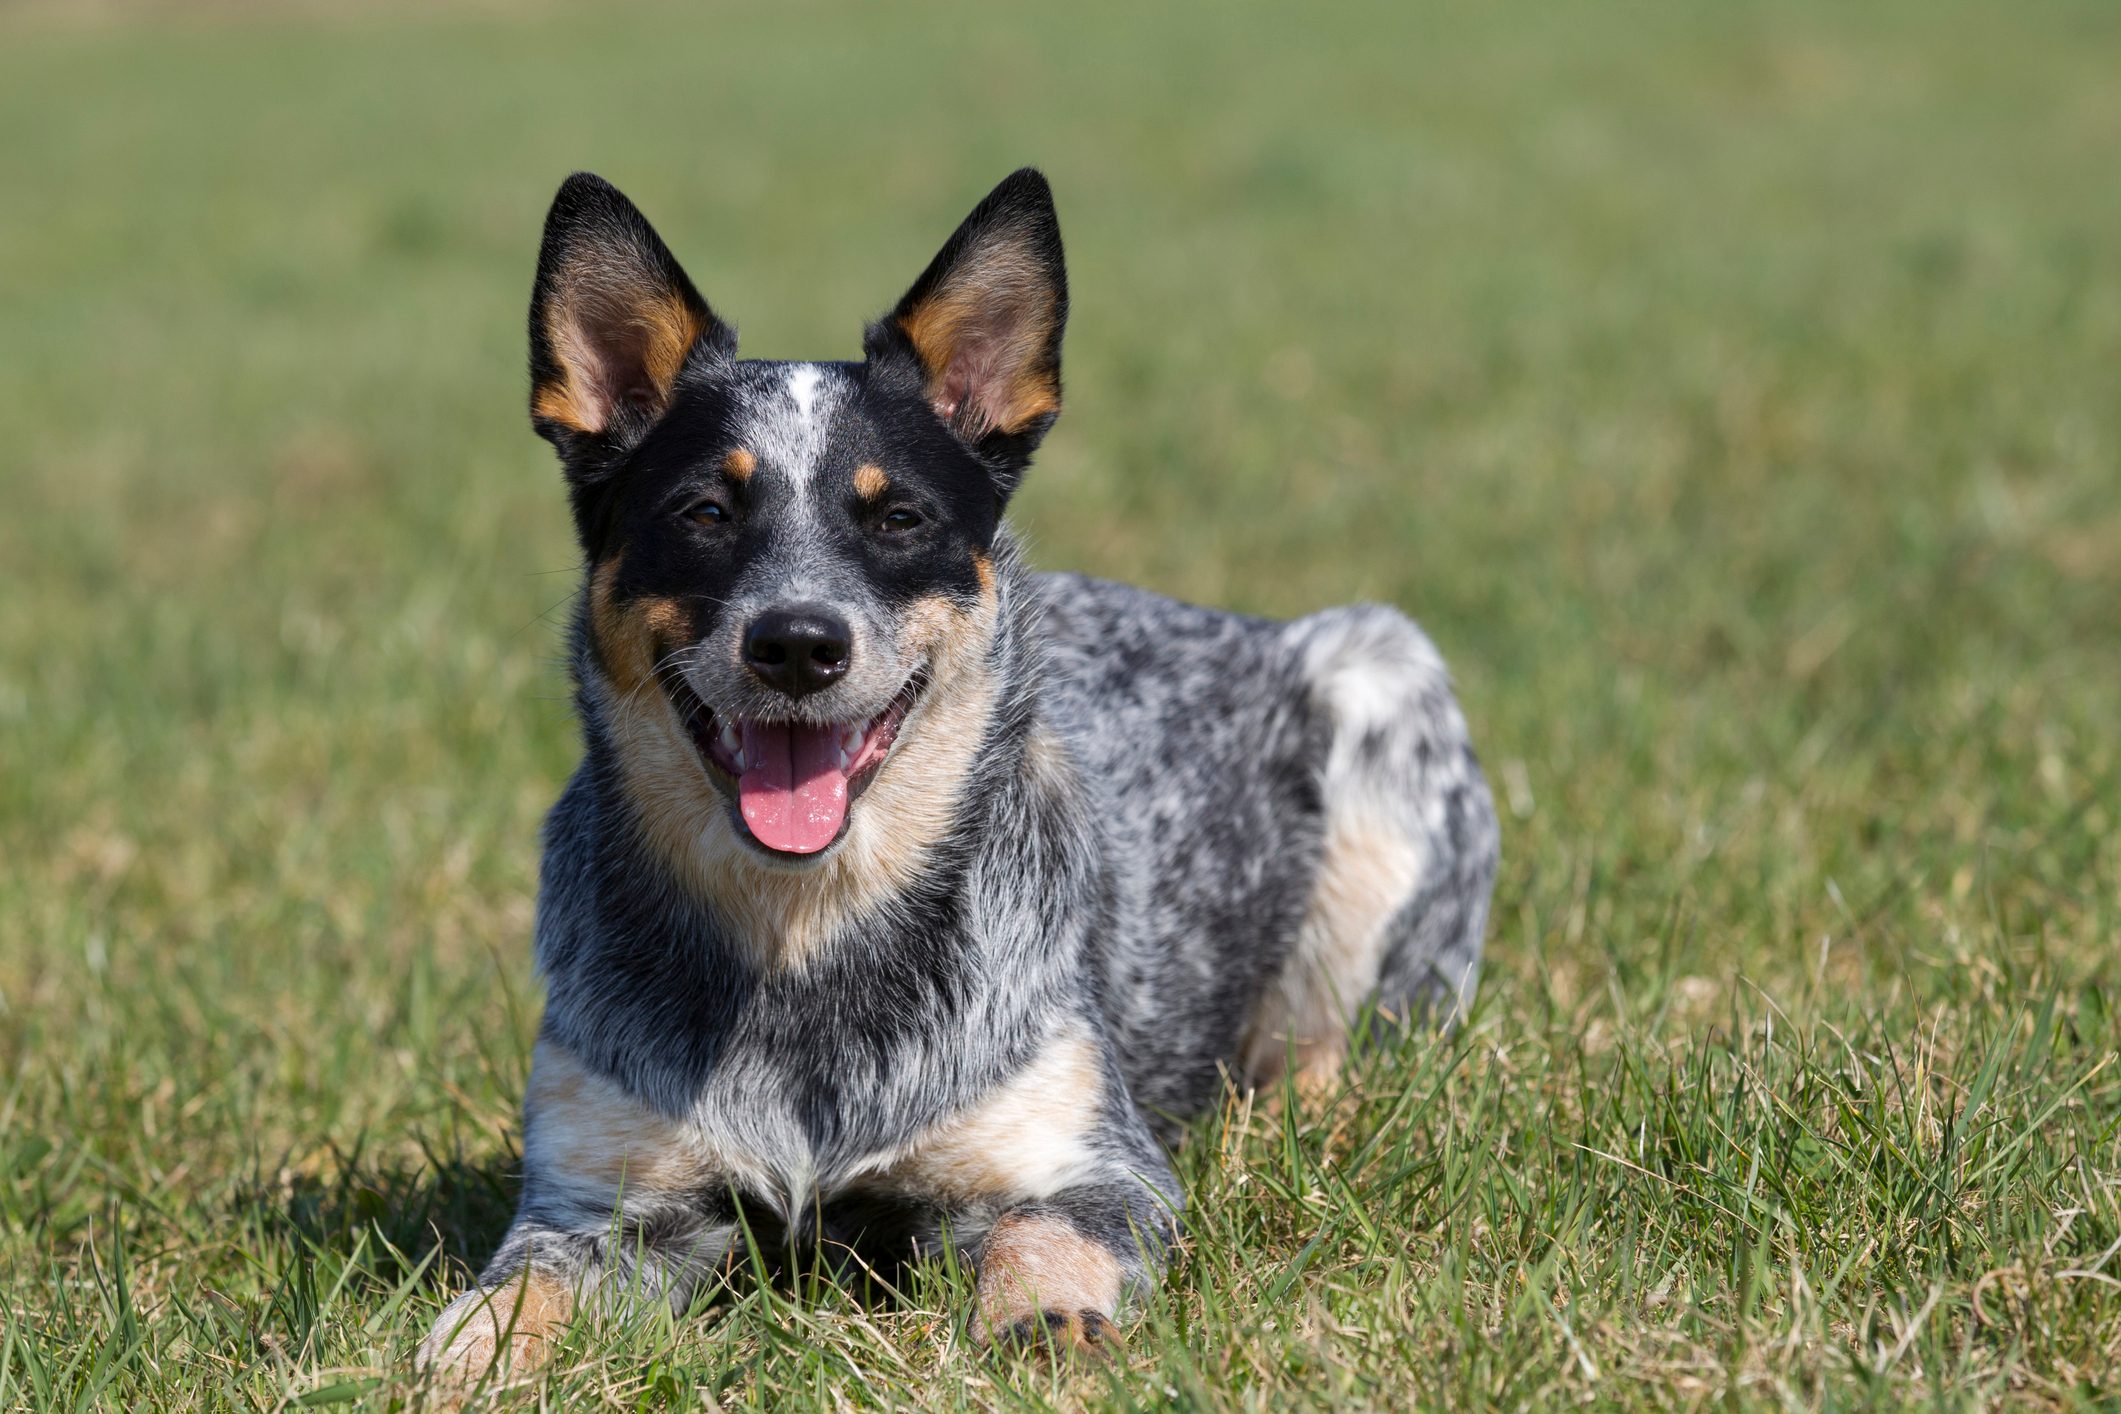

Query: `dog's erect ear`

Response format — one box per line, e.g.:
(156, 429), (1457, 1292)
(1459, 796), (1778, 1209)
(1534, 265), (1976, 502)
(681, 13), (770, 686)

(528, 173), (733, 458)
(866, 168), (1067, 488)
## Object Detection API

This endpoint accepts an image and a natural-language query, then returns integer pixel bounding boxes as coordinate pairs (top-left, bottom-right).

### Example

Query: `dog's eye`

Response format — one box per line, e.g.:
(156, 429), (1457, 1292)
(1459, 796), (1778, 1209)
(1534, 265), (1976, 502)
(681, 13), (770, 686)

(879, 508), (923, 534)
(685, 498), (733, 526)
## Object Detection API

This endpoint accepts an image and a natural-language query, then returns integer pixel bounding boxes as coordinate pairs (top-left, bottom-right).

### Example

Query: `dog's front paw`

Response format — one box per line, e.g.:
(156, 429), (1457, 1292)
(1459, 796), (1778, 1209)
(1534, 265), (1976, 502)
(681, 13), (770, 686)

(415, 1272), (573, 1385)
(974, 1209), (1128, 1361)
(985, 1306), (1122, 1360)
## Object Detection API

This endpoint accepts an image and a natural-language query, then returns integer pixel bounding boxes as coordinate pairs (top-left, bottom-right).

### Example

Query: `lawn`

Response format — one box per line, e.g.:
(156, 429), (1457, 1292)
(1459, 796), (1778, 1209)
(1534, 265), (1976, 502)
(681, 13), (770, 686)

(2, 0), (2118, 1408)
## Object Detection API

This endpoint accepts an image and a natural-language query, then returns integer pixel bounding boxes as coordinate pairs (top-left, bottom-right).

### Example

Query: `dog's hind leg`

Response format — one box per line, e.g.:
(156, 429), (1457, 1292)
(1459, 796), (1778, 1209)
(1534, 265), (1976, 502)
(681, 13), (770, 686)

(1241, 605), (1499, 1095)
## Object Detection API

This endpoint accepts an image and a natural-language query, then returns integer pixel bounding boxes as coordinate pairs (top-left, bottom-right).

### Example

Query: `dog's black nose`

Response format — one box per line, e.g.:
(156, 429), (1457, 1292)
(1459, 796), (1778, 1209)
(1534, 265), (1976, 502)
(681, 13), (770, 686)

(743, 607), (852, 698)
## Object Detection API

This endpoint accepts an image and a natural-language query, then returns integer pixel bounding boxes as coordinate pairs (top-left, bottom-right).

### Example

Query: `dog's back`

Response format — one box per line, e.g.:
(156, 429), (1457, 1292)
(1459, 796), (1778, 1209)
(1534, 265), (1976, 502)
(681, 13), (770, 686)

(1038, 572), (1497, 1124)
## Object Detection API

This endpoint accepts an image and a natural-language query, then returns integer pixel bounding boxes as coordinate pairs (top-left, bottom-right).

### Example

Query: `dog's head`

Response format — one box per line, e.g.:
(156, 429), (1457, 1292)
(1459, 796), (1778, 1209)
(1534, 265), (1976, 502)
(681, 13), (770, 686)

(531, 170), (1064, 865)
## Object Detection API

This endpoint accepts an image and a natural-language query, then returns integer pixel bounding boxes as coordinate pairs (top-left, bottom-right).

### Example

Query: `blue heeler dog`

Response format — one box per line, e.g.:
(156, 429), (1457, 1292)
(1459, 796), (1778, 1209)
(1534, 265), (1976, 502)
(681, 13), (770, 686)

(417, 169), (1499, 1377)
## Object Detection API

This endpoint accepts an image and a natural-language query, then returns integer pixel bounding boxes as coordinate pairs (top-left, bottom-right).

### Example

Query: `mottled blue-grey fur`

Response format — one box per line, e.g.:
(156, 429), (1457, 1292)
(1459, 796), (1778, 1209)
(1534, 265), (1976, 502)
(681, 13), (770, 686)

(451, 545), (1497, 1315)
(417, 167), (1499, 1375)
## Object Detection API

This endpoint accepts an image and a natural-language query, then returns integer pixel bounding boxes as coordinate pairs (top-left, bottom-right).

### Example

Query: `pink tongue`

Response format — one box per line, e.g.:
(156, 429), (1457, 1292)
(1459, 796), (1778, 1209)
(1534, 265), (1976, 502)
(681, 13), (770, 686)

(737, 720), (850, 854)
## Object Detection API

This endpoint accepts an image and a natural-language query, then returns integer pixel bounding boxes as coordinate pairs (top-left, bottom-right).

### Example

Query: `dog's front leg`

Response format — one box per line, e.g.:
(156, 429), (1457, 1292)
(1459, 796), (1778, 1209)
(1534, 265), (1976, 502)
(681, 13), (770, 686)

(971, 1176), (1180, 1357)
(414, 1209), (731, 1383)
(416, 1037), (731, 1384)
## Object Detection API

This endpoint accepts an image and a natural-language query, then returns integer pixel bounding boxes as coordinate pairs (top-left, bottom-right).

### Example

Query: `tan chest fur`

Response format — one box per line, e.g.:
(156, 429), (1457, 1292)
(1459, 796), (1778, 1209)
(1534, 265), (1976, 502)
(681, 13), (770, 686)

(523, 1021), (1105, 1220)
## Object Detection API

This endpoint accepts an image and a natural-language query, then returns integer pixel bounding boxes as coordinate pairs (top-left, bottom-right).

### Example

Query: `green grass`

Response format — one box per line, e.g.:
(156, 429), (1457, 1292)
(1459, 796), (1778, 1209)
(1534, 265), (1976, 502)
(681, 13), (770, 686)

(3, 0), (2119, 1407)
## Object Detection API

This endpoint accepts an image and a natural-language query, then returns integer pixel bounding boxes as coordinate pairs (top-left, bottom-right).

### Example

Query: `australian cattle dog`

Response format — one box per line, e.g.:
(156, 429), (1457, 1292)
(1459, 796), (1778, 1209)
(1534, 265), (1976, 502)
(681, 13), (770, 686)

(418, 168), (1499, 1377)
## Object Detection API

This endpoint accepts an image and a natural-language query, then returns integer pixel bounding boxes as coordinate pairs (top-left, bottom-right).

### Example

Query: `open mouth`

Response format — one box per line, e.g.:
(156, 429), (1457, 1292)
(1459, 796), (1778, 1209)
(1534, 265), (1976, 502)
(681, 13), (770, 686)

(663, 668), (928, 857)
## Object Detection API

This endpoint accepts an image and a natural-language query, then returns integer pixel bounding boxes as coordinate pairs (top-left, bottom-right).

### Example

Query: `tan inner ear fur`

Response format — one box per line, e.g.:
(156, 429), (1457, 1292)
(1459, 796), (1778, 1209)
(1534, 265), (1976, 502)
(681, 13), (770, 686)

(592, 586), (1001, 972)
(533, 250), (711, 435)
(897, 239), (1059, 438)
(975, 1211), (1124, 1340)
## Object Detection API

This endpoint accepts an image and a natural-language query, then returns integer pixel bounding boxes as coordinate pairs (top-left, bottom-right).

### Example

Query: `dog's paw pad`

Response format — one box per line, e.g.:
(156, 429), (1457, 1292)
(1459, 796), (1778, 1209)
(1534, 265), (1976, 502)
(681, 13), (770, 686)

(989, 1307), (1121, 1360)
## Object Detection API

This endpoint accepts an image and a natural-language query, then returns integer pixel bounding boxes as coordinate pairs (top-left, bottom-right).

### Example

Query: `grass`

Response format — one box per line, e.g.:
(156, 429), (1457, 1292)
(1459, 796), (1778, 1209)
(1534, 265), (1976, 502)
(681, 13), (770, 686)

(2, 0), (2118, 1407)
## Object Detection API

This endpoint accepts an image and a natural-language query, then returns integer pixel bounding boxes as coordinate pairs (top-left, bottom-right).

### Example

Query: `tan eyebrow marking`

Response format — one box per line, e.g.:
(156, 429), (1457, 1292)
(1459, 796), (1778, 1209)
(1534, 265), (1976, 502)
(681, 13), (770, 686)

(852, 463), (890, 500)
(722, 448), (756, 481)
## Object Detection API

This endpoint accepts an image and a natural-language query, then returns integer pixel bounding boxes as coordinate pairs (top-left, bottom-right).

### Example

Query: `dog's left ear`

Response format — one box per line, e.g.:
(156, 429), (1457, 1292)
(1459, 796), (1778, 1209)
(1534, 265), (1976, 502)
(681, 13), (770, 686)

(529, 173), (735, 463)
(865, 168), (1067, 495)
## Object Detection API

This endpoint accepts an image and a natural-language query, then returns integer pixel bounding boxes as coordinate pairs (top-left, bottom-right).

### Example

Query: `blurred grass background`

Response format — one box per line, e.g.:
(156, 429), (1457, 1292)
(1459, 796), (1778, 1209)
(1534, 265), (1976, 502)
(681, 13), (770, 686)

(1, 0), (2118, 1408)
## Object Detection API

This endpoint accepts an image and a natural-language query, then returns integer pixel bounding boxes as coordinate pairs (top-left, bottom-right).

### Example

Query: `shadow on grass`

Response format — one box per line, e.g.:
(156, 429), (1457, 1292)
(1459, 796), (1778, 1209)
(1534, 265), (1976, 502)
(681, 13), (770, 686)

(246, 1135), (523, 1289)
(251, 1138), (933, 1313)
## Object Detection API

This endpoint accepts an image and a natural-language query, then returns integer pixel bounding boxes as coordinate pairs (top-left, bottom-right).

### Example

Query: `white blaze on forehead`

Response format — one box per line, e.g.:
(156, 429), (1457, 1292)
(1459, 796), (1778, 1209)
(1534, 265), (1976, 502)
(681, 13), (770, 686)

(788, 364), (822, 421)
(729, 361), (846, 602)
(742, 361), (838, 497)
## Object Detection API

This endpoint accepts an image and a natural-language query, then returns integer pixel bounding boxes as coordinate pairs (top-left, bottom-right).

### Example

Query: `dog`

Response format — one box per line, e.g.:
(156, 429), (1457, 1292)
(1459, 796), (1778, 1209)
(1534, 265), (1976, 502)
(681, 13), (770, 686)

(416, 168), (1499, 1379)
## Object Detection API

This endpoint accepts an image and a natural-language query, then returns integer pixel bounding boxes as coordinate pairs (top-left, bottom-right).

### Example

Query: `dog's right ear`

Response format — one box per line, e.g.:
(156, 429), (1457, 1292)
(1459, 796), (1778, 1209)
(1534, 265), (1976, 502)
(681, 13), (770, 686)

(528, 173), (734, 467)
(864, 168), (1067, 500)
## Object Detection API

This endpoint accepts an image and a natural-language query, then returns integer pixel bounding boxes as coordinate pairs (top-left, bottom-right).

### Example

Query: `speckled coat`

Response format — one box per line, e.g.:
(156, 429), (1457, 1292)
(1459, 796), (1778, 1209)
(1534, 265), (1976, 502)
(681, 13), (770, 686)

(417, 169), (1499, 1378)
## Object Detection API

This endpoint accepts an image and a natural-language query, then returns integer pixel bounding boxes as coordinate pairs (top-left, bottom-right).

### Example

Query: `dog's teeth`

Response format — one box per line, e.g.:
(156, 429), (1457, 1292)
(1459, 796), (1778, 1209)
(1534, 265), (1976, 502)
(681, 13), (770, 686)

(717, 722), (742, 766)
(841, 725), (863, 755)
